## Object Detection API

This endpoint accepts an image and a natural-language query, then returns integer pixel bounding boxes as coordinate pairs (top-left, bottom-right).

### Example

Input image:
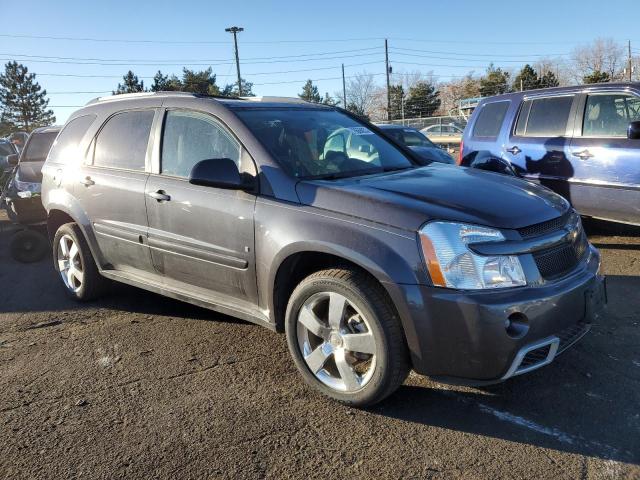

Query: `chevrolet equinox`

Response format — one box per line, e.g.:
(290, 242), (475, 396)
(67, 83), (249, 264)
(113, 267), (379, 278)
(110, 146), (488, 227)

(41, 92), (606, 406)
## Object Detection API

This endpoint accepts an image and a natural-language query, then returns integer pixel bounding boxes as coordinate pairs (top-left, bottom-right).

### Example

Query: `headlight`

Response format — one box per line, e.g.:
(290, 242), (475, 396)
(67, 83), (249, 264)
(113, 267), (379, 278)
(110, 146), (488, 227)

(418, 222), (526, 289)
(13, 177), (41, 194)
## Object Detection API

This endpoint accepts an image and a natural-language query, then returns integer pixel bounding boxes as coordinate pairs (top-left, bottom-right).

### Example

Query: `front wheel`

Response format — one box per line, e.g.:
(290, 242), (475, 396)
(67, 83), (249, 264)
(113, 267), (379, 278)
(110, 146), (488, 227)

(53, 223), (108, 301)
(285, 268), (410, 407)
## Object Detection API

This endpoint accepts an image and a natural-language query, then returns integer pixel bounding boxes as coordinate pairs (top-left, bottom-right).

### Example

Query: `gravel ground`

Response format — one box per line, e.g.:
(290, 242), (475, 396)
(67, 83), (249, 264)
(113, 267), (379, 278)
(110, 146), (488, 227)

(0, 212), (639, 480)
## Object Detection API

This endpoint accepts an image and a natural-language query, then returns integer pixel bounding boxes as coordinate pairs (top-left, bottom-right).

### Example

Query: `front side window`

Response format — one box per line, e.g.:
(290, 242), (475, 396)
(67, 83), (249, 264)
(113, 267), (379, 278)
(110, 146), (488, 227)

(472, 101), (510, 138)
(21, 131), (59, 162)
(235, 108), (415, 179)
(515, 96), (573, 137)
(161, 110), (240, 178)
(582, 93), (640, 137)
(47, 115), (96, 164)
(94, 110), (154, 171)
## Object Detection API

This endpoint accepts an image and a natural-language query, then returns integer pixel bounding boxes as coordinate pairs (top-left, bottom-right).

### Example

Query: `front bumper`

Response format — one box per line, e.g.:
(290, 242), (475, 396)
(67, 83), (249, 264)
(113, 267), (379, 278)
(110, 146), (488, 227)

(384, 246), (606, 383)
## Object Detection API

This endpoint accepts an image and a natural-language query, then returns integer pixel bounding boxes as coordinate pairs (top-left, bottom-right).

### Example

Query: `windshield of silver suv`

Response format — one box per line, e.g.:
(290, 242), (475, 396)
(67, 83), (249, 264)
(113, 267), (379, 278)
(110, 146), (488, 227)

(235, 108), (415, 179)
(21, 131), (58, 162)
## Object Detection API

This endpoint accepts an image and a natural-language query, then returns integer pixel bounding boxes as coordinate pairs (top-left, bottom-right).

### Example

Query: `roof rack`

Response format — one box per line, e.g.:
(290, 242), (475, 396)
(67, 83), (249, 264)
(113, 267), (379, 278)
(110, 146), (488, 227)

(85, 91), (205, 106)
(240, 96), (310, 104)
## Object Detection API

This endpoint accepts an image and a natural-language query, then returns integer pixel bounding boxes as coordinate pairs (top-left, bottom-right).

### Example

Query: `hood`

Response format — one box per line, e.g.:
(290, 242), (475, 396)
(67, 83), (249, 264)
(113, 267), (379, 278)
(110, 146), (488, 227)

(16, 161), (44, 183)
(296, 163), (569, 232)
(408, 145), (454, 164)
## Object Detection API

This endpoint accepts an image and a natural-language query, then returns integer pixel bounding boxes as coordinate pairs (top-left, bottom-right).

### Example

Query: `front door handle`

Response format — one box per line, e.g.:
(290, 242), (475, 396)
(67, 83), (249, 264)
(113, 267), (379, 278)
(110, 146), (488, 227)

(572, 149), (594, 160)
(148, 190), (171, 202)
(79, 176), (95, 187)
(506, 146), (521, 155)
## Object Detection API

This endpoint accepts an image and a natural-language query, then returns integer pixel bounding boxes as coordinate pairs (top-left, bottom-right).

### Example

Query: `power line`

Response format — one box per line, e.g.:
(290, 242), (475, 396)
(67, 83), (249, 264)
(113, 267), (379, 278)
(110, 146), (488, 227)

(390, 46), (571, 57)
(389, 50), (567, 63)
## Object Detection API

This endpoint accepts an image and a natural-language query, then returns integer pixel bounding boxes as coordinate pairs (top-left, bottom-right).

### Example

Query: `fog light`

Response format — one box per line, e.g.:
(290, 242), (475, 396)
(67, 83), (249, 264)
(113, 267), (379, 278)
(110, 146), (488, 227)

(505, 312), (529, 339)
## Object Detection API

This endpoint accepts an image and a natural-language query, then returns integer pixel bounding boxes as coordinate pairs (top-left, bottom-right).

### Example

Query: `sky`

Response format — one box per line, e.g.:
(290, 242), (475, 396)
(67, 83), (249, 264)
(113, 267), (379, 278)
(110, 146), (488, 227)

(1, 0), (638, 123)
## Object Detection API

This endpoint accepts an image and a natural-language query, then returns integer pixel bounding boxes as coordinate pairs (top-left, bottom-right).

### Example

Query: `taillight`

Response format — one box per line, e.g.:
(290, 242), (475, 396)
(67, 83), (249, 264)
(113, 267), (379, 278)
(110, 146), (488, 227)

(456, 140), (464, 165)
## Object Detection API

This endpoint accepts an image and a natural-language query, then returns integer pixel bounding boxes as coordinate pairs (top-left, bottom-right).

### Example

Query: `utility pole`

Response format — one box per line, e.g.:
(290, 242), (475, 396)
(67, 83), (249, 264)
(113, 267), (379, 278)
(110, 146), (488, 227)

(342, 63), (347, 108)
(225, 26), (244, 96)
(628, 40), (633, 82)
(385, 39), (391, 121)
(401, 91), (405, 125)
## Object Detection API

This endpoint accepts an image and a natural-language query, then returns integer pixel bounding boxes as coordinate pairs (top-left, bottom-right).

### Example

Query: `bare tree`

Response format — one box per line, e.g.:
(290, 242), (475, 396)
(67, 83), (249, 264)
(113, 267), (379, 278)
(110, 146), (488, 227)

(437, 72), (481, 115)
(571, 38), (625, 82)
(345, 72), (377, 117)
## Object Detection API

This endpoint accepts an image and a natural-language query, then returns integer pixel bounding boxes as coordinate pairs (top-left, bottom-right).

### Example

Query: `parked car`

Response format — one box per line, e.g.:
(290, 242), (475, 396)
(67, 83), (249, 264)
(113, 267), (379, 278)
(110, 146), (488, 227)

(421, 123), (464, 154)
(460, 82), (640, 226)
(4, 126), (60, 224)
(0, 139), (18, 189)
(9, 131), (29, 153)
(377, 125), (454, 164)
(42, 93), (605, 406)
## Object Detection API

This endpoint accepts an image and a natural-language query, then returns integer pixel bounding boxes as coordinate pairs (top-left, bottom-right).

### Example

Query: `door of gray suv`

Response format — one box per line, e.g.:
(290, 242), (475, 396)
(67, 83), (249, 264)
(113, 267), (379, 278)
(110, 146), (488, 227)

(568, 90), (640, 224)
(75, 109), (156, 275)
(145, 108), (258, 305)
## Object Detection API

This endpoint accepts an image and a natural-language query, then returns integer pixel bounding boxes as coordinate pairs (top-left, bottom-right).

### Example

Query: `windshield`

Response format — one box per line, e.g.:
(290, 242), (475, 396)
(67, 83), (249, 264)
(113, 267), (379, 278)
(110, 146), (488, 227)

(235, 108), (415, 179)
(22, 131), (58, 162)
(386, 128), (436, 148)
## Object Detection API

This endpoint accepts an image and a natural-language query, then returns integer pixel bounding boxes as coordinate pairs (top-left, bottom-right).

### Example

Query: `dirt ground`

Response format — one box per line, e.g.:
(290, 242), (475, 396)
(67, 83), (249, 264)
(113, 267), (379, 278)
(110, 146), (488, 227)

(0, 212), (639, 480)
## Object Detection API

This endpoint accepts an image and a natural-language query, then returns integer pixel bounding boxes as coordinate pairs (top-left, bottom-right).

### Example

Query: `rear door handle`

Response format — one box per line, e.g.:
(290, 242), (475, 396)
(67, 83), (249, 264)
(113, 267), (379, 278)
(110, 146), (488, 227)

(506, 146), (521, 155)
(148, 190), (171, 202)
(572, 149), (594, 160)
(80, 176), (95, 187)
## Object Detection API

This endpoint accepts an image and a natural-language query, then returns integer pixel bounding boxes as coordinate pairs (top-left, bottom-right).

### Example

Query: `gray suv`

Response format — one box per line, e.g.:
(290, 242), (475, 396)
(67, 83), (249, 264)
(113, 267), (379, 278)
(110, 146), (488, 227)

(42, 92), (606, 406)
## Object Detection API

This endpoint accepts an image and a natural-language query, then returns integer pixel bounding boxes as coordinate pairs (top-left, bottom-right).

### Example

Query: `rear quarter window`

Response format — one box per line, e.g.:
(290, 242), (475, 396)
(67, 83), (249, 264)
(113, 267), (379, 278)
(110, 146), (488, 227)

(472, 101), (510, 138)
(47, 114), (96, 164)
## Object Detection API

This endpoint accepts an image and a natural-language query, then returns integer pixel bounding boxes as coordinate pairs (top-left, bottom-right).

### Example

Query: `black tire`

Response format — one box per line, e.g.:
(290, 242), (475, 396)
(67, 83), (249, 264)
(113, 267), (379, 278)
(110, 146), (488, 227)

(10, 229), (48, 263)
(285, 268), (410, 407)
(52, 222), (108, 301)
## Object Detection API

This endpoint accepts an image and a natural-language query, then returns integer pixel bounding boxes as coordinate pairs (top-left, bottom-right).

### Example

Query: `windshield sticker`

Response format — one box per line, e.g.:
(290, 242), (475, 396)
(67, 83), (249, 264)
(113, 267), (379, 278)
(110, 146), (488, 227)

(348, 127), (374, 136)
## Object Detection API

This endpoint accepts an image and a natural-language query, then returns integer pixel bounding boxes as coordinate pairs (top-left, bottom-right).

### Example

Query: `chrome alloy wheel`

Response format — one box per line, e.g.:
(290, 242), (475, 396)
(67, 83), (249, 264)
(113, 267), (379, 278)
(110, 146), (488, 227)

(296, 292), (377, 392)
(57, 234), (83, 293)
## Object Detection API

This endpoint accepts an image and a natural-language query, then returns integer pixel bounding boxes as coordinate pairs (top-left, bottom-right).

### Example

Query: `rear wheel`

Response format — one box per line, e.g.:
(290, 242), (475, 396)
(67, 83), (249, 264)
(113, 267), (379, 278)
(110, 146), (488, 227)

(9, 229), (48, 263)
(285, 268), (410, 406)
(53, 223), (108, 301)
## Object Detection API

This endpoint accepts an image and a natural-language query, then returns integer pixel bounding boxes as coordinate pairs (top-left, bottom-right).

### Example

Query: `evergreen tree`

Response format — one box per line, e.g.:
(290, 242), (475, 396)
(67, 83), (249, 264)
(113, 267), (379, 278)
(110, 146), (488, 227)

(539, 70), (560, 88)
(480, 64), (510, 97)
(321, 92), (338, 106)
(388, 84), (405, 120)
(513, 64), (540, 91)
(0, 61), (55, 132)
(150, 70), (182, 92)
(221, 78), (255, 97)
(298, 80), (322, 103)
(583, 70), (611, 84)
(404, 81), (441, 118)
(346, 102), (369, 120)
(181, 68), (220, 95)
(114, 70), (145, 94)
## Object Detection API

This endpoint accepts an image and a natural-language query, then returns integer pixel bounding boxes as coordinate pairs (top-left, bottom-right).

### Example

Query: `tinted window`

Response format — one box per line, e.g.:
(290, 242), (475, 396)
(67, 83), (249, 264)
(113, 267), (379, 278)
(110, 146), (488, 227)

(0, 142), (15, 156)
(22, 131), (58, 162)
(472, 101), (509, 138)
(47, 115), (96, 164)
(94, 110), (154, 170)
(516, 96), (573, 137)
(582, 93), (640, 137)
(161, 110), (240, 178)
(235, 109), (414, 179)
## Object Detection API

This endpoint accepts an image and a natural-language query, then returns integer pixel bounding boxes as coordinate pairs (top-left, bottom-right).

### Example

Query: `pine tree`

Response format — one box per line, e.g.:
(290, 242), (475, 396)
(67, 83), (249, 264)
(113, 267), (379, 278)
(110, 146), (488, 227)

(0, 61), (55, 132)
(221, 78), (255, 97)
(346, 102), (369, 120)
(480, 64), (510, 97)
(583, 70), (611, 84)
(388, 84), (405, 120)
(321, 92), (338, 106)
(539, 70), (560, 88)
(113, 70), (145, 94)
(150, 70), (182, 92)
(513, 64), (540, 91)
(181, 68), (220, 95)
(404, 81), (441, 118)
(298, 80), (322, 103)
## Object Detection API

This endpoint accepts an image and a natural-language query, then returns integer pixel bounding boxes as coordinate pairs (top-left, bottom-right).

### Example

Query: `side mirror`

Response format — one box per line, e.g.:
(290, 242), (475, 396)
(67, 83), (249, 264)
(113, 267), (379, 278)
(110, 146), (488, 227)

(7, 153), (18, 166)
(628, 121), (640, 140)
(189, 158), (254, 190)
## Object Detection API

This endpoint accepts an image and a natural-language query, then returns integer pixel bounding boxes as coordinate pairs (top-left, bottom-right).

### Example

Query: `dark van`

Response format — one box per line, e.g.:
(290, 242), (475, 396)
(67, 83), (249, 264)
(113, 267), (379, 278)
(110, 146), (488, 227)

(460, 82), (640, 226)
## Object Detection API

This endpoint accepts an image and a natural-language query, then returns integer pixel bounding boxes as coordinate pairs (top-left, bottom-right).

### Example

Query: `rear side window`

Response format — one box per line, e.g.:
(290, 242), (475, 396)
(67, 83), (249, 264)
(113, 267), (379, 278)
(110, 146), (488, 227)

(582, 93), (640, 137)
(161, 110), (240, 178)
(472, 101), (509, 138)
(47, 115), (96, 164)
(94, 110), (154, 171)
(515, 96), (573, 137)
(22, 131), (59, 162)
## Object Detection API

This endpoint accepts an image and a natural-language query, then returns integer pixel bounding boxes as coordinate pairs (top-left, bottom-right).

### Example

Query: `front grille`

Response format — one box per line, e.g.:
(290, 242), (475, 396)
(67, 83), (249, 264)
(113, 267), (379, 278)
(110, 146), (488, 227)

(533, 230), (589, 280)
(517, 212), (570, 239)
(557, 322), (590, 354)
(520, 345), (551, 369)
